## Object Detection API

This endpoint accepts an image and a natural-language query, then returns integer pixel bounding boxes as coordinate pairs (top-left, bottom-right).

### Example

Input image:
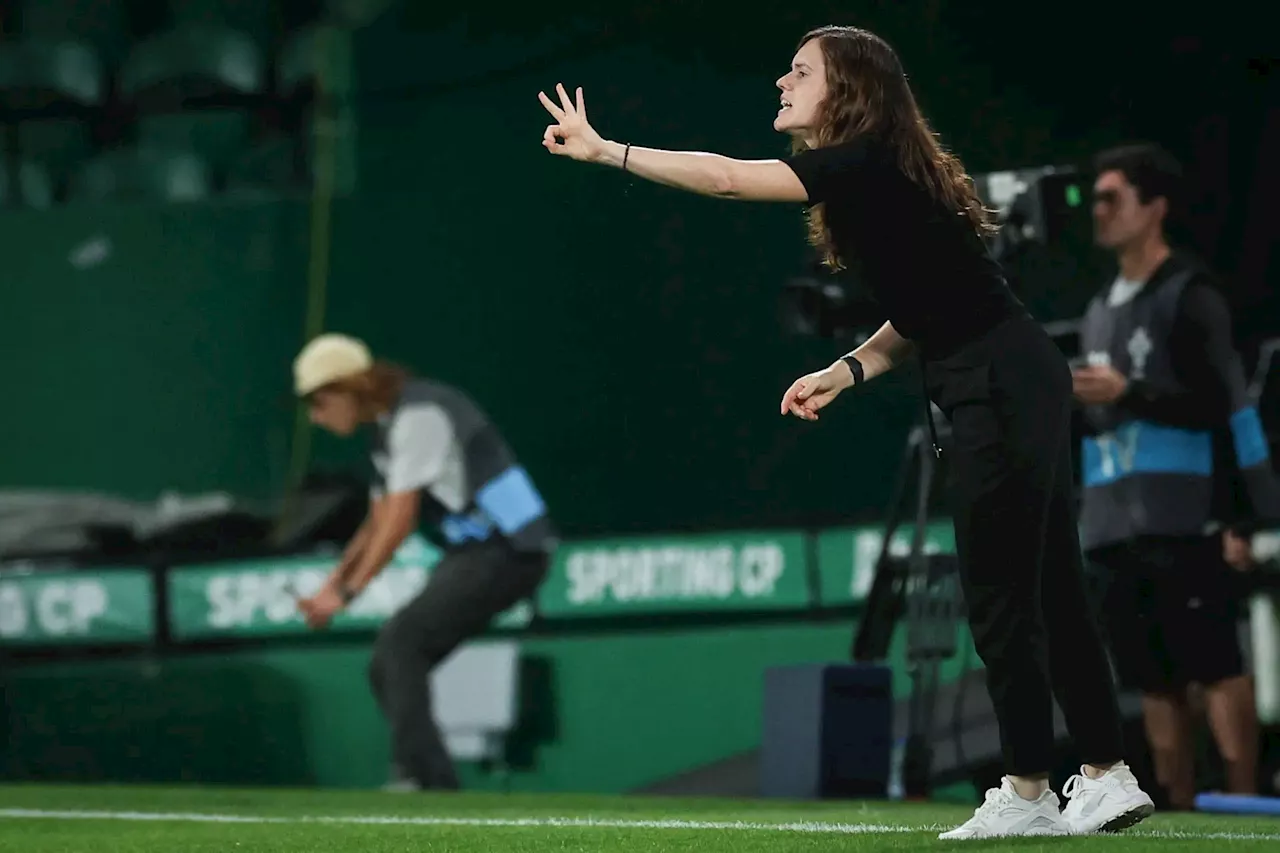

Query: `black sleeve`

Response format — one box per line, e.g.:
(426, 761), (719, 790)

(783, 138), (877, 206)
(1130, 282), (1280, 533)
(1115, 282), (1237, 430)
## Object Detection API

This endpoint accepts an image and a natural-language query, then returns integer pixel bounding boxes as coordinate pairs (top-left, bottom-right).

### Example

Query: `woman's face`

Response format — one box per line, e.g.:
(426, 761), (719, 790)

(774, 38), (828, 141)
(307, 387), (361, 436)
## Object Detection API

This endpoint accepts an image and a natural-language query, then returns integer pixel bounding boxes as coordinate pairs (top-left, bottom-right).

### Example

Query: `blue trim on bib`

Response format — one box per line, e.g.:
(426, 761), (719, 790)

(440, 511), (497, 545)
(1082, 420), (1212, 487)
(476, 466), (547, 534)
(1230, 406), (1270, 469)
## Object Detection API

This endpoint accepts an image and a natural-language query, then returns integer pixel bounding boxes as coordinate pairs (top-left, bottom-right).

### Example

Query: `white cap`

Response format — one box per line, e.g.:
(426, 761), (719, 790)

(293, 333), (373, 396)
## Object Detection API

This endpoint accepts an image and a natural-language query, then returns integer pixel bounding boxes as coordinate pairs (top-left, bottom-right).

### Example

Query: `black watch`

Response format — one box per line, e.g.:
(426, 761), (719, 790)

(840, 354), (865, 386)
(338, 585), (358, 605)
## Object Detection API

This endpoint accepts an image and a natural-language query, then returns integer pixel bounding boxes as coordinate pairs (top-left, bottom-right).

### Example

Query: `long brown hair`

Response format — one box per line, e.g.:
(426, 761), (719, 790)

(792, 26), (997, 269)
(324, 360), (410, 420)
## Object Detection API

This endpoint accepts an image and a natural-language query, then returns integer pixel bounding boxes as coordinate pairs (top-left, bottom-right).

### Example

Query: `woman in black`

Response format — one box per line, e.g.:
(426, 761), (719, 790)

(539, 25), (1153, 838)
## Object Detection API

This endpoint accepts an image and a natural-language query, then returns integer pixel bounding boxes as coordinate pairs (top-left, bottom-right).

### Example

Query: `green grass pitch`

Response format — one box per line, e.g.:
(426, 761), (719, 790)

(2, 784), (1279, 851)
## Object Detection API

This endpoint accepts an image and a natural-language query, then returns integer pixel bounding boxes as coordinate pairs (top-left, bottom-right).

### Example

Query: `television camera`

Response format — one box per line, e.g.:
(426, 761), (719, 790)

(780, 165), (1092, 341)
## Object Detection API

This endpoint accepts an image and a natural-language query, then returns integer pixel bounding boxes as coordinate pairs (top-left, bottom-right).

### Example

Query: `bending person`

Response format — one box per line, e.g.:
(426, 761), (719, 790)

(293, 333), (553, 790)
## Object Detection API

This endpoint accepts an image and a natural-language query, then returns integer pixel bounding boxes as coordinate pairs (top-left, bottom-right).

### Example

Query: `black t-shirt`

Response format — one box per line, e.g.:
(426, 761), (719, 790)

(784, 138), (1024, 357)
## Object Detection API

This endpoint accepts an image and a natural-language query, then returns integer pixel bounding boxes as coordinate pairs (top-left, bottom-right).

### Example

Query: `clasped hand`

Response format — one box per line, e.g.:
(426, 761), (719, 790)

(780, 362), (855, 421)
(1071, 364), (1128, 405)
(297, 583), (344, 629)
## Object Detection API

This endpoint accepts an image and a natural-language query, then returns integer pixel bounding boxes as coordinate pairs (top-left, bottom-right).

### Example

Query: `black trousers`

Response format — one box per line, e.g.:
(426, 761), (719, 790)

(926, 314), (1126, 776)
(368, 538), (548, 788)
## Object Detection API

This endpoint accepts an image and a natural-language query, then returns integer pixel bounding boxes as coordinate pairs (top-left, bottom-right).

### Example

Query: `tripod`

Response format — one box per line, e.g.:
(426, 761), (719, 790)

(852, 403), (966, 798)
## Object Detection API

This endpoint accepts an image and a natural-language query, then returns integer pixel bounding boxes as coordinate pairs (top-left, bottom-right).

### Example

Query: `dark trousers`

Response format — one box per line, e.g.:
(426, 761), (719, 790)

(927, 314), (1126, 776)
(368, 538), (548, 788)
(1090, 535), (1246, 693)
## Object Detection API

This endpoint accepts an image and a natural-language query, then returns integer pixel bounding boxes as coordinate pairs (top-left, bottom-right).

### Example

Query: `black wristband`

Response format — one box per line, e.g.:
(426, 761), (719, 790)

(338, 585), (358, 605)
(840, 354), (865, 386)
(623, 142), (631, 172)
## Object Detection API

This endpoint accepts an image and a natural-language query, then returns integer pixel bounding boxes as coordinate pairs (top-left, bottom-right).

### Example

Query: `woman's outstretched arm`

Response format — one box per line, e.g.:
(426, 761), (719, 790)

(538, 83), (808, 203)
(591, 141), (809, 202)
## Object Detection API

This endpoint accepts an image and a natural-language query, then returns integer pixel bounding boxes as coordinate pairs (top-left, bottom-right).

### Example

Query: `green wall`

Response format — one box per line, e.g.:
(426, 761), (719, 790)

(1, 620), (976, 791)
(0, 200), (310, 501)
(0, 3), (1119, 532)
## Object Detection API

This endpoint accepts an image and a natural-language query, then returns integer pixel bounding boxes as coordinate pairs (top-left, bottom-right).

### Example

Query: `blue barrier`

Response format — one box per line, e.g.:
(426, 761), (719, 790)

(1194, 793), (1280, 816)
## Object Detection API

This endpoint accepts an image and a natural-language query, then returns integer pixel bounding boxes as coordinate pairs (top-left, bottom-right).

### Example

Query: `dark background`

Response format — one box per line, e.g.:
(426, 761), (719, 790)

(0, 0), (1275, 537)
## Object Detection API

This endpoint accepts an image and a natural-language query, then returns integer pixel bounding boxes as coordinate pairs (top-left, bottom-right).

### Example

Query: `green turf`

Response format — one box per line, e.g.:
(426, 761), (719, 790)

(1, 784), (1278, 851)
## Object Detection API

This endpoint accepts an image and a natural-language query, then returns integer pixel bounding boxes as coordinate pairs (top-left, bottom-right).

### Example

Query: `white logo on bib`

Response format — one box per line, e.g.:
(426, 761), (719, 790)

(1095, 424), (1140, 479)
(1128, 327), (1153, 380)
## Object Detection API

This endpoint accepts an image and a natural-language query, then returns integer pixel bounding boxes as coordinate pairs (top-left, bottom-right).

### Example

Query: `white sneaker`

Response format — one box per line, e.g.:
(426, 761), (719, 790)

(939, 777), (1072, 840)
(1061, 761), (1155, 834)
(380, 766), (422, 793)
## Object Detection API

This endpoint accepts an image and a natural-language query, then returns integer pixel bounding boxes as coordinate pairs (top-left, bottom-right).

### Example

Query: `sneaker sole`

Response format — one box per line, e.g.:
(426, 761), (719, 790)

(940, 827), (1071, 841)
(1096, 801), (1155, 833)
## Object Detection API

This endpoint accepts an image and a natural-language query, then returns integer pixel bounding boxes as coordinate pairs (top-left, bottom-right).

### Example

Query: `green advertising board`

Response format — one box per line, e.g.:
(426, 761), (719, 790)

(167, 534), (532, 640)
(816, 520), (955, 606)
(538, 530), (811, 617)
(0, 567), (155, 644)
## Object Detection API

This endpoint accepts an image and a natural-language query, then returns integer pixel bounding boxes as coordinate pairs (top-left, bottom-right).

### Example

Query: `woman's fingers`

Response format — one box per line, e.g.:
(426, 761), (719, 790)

(556, 83), (575, 115)
(538, 90), (565, 120)
(782, 374), (835, 421)
(780, 381), (802, 414)
(781, 377), (818, 413)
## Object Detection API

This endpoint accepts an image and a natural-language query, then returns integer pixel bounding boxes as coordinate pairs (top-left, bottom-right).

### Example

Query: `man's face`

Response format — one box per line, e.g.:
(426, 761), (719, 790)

(1092, 169), (1166, 251)
(307, 387), (361, 436)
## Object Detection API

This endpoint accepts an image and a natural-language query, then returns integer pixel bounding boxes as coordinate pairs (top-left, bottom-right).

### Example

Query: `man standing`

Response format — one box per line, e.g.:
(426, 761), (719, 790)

(1073, 143), (1280, 808)
(292, 333), (554, 790)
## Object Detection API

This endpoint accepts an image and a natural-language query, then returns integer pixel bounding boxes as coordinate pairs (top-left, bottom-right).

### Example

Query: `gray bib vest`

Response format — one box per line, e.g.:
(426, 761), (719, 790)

(371, 380), (556, 554)
(1079, 269), (1275, 550)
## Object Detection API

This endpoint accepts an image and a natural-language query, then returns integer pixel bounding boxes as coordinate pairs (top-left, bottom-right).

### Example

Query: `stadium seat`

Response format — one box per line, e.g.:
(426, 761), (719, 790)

(225, 133), (302, 197)
(278, 24), (322, 96)
(70, 147), (212, 203)
(136, 109), (251, 174)
(17, 119), (93, 186)
(325, 0), (396, 27)
(279, 23), (356, 97)
(0, 39), (104, 108)
(0, 161), (57, 210)
(20, 0), (131, 68)
(300, 104), (320, 170)
(168, 0), (274, 47)
(118, 25), (264, 105)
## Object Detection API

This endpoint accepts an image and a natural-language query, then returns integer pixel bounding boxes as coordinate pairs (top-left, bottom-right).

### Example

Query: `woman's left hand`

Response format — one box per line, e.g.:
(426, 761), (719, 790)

(780, 363), (853, 421)
(538, 83), (606, 163)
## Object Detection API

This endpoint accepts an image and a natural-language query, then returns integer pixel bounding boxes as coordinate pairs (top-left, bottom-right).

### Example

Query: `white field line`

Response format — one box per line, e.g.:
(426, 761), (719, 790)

(1, 808), (1279, 841)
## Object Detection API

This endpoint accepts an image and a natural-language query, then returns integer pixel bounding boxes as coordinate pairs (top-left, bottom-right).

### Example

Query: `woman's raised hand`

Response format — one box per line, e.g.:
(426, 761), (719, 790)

(538, 83), (606, 163)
